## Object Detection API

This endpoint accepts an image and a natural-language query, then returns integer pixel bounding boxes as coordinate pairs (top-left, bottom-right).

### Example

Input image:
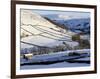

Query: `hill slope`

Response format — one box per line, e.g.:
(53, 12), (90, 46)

(20, 10), (79, 54)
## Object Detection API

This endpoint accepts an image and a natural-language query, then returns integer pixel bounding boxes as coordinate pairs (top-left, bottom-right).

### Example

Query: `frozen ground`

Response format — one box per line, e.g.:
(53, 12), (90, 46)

(21, 59), (90, 70)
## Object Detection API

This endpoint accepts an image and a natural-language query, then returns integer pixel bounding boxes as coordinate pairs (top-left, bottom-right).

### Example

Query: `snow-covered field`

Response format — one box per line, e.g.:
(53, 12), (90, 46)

(20, 49), (90, 70)
(20, 49), (90, 63)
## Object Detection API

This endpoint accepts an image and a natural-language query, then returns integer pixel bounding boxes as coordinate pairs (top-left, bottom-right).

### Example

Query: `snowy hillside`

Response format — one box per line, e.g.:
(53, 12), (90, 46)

(21, 10), (75, 36)
(20, 10), (91, 56)
(21, 10), (78, 52)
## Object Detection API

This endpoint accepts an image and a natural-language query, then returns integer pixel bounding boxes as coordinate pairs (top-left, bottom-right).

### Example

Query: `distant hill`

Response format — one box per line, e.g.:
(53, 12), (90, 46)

(51, 18), (90, 34)
(44, 14), (90, 34)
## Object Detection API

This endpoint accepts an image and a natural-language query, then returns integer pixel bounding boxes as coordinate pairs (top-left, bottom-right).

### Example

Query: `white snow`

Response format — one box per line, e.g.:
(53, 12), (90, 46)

(21, 35), (79, 48)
